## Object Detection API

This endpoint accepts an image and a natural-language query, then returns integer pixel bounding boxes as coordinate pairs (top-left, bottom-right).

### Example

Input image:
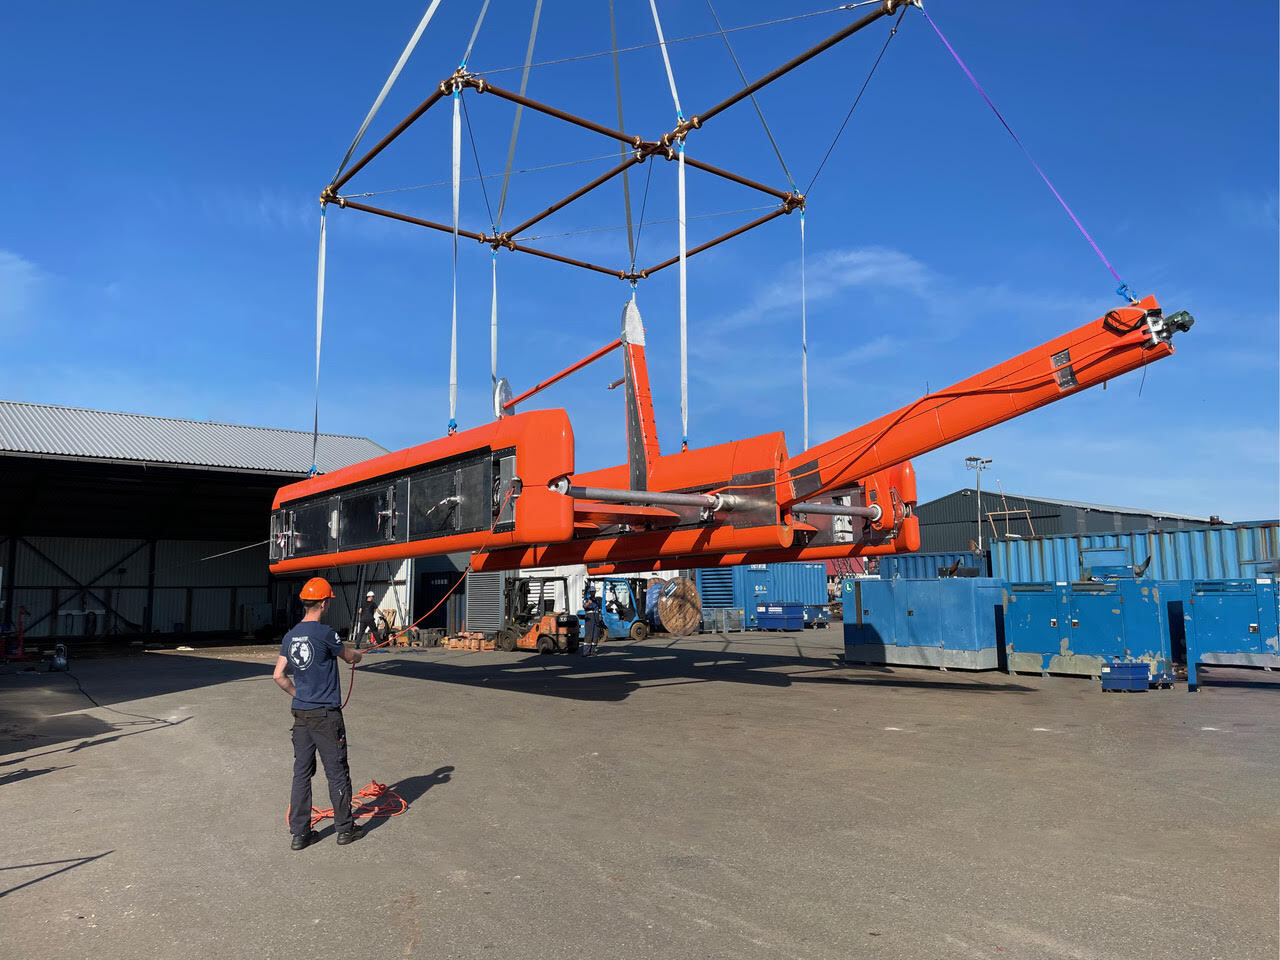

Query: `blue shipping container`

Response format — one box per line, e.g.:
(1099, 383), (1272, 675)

(842, 577), (1006, 670)
(990, 521), (1279, 583)
(696, 563), (826, 628)
(879, 552), (983, 580)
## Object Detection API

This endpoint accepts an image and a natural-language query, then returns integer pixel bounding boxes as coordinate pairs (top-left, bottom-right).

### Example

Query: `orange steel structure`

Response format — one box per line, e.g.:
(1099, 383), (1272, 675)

(269, 296), (1191, 576)
(272, 3), (1196, 579)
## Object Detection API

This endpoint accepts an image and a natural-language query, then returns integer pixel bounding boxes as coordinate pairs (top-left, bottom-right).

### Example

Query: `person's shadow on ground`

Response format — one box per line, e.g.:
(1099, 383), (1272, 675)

(361, 765), (454, 836)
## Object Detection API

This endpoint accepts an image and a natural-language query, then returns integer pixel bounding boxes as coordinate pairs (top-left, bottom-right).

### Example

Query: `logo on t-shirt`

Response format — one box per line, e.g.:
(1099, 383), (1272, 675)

(288, 638), (314, 670)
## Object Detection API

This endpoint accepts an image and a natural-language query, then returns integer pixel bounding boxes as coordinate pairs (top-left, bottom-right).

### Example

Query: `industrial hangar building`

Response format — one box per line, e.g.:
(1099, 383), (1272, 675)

(0, 400), (392, 647)
(913, 488), (1214, 553)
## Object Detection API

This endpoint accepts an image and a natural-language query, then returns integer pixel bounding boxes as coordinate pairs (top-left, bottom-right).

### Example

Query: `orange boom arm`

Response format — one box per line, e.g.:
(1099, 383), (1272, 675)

(270, 297), (1190, 575)
(780, 296), (1191, 506)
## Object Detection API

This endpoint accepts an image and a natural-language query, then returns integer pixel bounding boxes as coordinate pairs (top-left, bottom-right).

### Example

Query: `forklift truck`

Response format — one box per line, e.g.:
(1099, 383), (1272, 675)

(582, 577), (650, 642)
(496, 576), (580, 655)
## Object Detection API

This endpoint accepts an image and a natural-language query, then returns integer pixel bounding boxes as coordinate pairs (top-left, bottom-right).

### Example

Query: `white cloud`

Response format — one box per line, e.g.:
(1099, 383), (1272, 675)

(709, 246), (932, 334)
(0, 250), (46, 327)
(1221, 188), (1280, 233)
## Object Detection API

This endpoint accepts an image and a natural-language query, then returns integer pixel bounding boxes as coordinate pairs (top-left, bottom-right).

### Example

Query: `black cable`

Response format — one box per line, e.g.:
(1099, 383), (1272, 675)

(460, 94), (497, 231)
(805, 7), (906, 197)
(631, 159), (657, 272)
(64, 668), (173, 725)
(704, 0), (796, 192)
(474, 4), (874, 77)
(1102, 309), (1146, 335)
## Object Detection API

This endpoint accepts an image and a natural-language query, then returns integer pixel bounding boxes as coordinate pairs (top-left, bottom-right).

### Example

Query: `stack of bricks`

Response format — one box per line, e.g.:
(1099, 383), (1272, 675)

(445, 632), (489, 651)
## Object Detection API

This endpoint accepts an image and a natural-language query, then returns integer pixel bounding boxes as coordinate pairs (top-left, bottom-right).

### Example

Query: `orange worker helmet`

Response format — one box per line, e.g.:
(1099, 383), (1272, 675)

(299, 577), (335, 601)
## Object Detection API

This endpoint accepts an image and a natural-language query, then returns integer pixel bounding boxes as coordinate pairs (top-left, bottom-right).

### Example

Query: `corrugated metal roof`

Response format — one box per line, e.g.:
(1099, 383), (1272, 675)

(992, 491), (1209, 521)
(919, 488), (1209, 522)
(0, 400), (387, 474)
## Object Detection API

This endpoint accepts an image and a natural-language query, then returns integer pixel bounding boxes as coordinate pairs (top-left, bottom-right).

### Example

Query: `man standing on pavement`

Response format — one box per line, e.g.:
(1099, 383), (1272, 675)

(581, 585), (602, 657)
(273, 577), (364, 850)
(355, 589), (380, 649)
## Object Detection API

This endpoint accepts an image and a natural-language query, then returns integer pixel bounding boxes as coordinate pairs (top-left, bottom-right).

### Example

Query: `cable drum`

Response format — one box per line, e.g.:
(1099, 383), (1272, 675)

(654, 576), (701, 636)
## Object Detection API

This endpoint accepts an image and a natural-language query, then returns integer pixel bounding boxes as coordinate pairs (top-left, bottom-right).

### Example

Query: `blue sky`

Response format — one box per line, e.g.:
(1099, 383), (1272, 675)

(3, 1), (1277, 520)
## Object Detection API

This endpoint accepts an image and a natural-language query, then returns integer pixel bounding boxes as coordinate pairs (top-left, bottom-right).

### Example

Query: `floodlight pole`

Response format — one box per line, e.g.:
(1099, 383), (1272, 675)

(965, 456), (992, 553)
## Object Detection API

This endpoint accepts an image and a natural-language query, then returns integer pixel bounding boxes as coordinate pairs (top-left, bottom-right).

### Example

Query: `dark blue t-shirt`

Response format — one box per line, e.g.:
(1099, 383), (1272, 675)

(279, 621), (345, 709)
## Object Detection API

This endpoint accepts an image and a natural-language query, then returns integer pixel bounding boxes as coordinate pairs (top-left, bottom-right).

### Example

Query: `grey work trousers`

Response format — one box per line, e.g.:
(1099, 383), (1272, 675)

(289, 707), (354, 836)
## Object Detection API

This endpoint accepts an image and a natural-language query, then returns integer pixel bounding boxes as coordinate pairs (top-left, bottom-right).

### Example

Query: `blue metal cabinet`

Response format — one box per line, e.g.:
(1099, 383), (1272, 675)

(1080, 546), (1133, 580)
(843, 577), (1003, 669)
(1185, 579), (1280, 690)
(1118, 581), (1176, 671)
(1004, 580), (1174, 677)
(1064, 583), (1126, 675)
(757, 602), (805, 631)
(843, 579), (901, 658)
(1101, 661), (1155, 691)
(1002, 582), (1071, 675)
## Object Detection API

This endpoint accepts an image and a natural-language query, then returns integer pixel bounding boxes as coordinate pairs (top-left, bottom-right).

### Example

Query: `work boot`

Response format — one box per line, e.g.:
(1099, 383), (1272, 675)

(290, 830), (321, 851)
(336, 825), (364, 846)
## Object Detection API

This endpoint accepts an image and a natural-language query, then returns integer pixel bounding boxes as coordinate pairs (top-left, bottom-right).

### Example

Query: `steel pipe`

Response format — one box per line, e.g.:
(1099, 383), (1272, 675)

(691, 2), (894, 128)
(550, 479), (737, 512)
(331, 86), (448, 193)
(470, 79), (640, 148)
(505, 339), (623, 412)
(639, 206), (790, 277)
(793, 501), (881, 521)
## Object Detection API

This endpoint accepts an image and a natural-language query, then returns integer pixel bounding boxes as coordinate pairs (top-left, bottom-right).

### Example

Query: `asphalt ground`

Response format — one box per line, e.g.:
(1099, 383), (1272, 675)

(2, 631), (1277, 960)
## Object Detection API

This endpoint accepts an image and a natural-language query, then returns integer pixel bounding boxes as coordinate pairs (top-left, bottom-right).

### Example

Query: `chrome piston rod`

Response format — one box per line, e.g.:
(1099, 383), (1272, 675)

(550, 478), (737, 512)
(793, 500), (881, 521)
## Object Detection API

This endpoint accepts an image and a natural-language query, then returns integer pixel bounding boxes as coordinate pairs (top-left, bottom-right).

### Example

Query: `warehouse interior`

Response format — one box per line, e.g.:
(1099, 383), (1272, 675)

(0, 400), (389, 645)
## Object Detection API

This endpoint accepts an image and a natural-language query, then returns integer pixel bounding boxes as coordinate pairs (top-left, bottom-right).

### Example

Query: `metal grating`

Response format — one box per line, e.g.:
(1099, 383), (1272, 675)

(697, 568), (736, 607)
(465, 570), (506, 634)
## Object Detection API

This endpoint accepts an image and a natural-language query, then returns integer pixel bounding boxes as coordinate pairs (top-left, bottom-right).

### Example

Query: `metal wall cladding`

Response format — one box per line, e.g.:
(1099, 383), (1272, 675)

(696, 562), (826, 627)
(14, 537), (151, 587)
(154, 541), (268, 588)
(842, 576), (1006, 669)
(151, 589), (189, 634)
(189, 588), (234, 632)
(4, 535), (399, 638)
(878, 552), (983, 580)
(769, 563), (828, 605)
(990, 522), (1279, 582)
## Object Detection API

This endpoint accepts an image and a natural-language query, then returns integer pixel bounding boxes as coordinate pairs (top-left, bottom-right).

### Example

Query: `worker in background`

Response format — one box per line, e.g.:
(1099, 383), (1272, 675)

(355, 589), (380, 649)
(581, 585), (601, 657)
(273, 577), (364, 851)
